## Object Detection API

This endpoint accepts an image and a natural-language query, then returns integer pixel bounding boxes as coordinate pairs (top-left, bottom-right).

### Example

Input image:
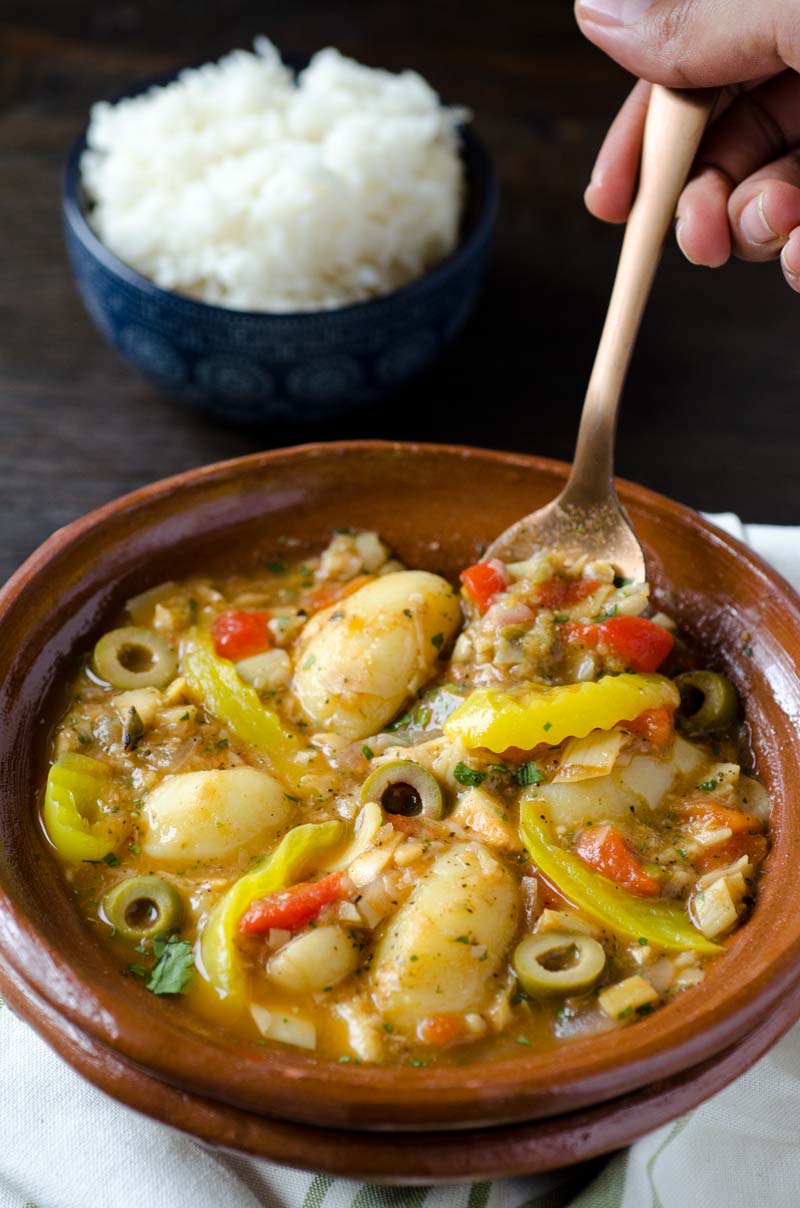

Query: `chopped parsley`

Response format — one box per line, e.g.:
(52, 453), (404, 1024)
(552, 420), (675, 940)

(453, 762), (486, 787)
(265, 560), (286, 574)
(614, 575), (633, 588)
(431, 632), (444, 650)
(362, 745), (374, 761)
(103, 852), (121, 867)
(515, 762), (544, 787)
(514, 1035), (532, 1046)
(697, 779), (719, 792)
(542, 721), (552, 733)
(146, 935), (194, 996)
(387, 711), (411, 732)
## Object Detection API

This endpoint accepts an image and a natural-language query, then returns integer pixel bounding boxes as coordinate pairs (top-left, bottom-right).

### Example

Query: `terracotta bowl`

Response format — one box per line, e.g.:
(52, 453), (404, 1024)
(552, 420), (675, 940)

(2, 441), (800, 1146)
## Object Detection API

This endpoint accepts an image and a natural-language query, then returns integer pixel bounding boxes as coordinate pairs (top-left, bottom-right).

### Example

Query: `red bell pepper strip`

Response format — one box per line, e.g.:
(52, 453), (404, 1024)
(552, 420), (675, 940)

(622, 706), (675, 749)
(460, 561), (508, 613)
(536, 578), (601, 609)
(694, 832), (768, 874)
(574, 825), (661, 897)
(418, 1013), (464, 1045)
(239, 871), (345, 935)
(564, 616), (674, 673)
(212, 610), (272, 661)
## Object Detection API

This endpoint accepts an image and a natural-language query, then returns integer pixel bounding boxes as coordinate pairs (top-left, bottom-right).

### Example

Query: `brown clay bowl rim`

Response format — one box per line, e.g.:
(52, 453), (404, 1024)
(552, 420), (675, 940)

(2, 440), (800, 1131)
(3, 937), (800, 1180)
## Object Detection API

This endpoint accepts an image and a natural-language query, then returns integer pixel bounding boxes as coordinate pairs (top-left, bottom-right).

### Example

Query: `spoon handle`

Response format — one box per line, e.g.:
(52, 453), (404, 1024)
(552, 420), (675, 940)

(564, 85), (717, 507)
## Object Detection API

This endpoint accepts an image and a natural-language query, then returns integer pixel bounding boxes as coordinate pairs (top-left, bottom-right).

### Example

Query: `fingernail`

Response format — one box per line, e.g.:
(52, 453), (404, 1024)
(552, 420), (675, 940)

(675, 219), (701, 266)
(740, 193), (781, 246)
(575, 0), (655, 26)
(781, 245), (800, 279)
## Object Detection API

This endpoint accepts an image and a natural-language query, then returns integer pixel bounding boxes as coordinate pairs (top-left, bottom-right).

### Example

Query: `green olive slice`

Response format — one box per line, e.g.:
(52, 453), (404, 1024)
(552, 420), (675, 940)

(102, 875), (184, 941)
(360, 759), (444, 819)
(94, 626), (177, 690)
(513, 931), (606, 997)
(675, 670), (739, 734)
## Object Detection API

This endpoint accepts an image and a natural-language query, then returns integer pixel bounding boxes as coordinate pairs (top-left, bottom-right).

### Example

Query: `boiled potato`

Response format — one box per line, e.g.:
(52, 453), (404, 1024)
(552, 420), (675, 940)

(371, 844), (518, 1033)
(141, 767), (290, 862)
(293, 571), (461, 740)
(267, 925), (360, 993)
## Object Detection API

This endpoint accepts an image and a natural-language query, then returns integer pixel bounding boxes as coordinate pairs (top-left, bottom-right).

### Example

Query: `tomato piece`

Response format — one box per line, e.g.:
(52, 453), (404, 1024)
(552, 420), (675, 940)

(239, 871), (344, 935)
(418, 1013), (463, 1045)
(564, 616), (674, 672)
(574, 825), (661, 897)
(310, 574), (373, 612)
(680, 800), (764, 836)
(536, 578), (601, 609)
(460, 561), (508, 613)
(211, 610), (272, 661)
(694, 832), (768, 874)
(623, 707), (674, 750)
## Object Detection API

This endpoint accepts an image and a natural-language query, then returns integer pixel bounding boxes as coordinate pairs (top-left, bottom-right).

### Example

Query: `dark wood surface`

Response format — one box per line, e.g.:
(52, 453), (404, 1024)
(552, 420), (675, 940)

(1, 1), (797, 586)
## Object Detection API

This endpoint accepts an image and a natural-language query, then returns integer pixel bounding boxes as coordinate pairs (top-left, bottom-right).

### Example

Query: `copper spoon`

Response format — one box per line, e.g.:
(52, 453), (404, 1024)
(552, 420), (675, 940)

(487, 85), (716, 577)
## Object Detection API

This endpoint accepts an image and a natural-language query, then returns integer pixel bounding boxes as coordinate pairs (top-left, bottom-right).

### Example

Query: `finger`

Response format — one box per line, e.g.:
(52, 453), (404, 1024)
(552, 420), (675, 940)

(780, 227), (800, 290)
(671, 72), (800, 266)
(574, 0), (788, 88)
(675, 168), (732, 266)
(693, 72), (800, 187)
(727, 161), (800, 261)
(585, 80), (651, 222)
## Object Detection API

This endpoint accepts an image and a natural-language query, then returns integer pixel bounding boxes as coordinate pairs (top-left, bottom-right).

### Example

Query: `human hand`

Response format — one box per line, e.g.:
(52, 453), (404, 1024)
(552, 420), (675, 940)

(575, 0), (800, 291)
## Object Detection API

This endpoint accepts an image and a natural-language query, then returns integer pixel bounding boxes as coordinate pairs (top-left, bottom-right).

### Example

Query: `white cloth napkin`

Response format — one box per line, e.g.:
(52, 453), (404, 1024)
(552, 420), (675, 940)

(2, 514), (799, 1208)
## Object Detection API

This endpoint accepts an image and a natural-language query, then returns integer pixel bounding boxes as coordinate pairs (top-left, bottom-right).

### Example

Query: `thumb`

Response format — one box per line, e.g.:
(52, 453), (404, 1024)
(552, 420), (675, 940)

(574, 0), (790, 87)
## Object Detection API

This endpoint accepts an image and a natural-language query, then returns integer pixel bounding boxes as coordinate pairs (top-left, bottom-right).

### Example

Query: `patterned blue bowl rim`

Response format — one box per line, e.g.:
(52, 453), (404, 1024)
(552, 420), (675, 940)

(62, 58), (498, 323)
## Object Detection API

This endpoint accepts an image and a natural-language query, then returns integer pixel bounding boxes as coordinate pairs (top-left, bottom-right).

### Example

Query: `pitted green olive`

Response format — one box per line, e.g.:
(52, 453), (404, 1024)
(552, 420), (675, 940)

(360, 759), (444, 819)
(94, 627), (177, 690)
(102, 875), (184, 941)
(675, 670), (738, 734)
(513, 931), (606, 997)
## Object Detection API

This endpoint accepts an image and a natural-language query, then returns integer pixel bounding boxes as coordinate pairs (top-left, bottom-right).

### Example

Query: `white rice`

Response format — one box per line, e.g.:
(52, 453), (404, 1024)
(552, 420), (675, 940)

(80, 39), (468, 312)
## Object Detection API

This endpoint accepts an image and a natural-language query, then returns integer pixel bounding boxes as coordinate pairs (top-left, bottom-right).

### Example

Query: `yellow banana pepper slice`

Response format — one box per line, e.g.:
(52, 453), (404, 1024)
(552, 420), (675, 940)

(444, 673), (679, 753)
(42, 753), (118, 863)
(200, 819), (346, 1004)
(520, 803), (720, 954)
(182, 631), (310, 787)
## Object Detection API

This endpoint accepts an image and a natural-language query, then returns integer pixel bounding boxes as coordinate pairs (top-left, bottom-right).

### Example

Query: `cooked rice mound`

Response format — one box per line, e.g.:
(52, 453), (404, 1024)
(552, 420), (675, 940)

(81, 39), (467, 312)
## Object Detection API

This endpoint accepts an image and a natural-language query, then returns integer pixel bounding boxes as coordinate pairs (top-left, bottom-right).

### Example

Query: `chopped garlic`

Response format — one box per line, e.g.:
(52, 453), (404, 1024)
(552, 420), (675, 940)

(693, 877), (741, 939)
(598, 975), (659, 1021)
(113, 687), (161, 728)
(535, 908), (598, 937)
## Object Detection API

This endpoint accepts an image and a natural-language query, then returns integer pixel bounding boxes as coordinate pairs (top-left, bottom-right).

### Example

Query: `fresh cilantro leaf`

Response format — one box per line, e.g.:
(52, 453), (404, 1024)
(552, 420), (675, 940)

(453, 761), (486, 787)
(515, 762), (544, 787)
(146, 935), (194, 996)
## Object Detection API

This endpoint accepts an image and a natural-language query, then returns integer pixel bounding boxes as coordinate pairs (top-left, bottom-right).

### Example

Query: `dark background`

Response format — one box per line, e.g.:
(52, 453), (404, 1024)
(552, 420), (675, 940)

(1, 0), (796, 584)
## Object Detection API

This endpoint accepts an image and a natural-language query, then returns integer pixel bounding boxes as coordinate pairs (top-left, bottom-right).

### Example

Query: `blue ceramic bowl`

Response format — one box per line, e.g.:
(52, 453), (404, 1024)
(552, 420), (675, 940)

(62, 68), (497, 425)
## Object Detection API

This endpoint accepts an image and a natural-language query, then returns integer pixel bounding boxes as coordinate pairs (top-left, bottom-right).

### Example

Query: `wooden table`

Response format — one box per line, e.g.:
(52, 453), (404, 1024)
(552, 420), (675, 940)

(2, 0), (797, 585)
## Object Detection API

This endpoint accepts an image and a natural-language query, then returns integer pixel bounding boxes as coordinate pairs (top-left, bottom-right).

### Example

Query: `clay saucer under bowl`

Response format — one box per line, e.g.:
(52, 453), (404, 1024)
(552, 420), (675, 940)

(1, 442), (800, 1139)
